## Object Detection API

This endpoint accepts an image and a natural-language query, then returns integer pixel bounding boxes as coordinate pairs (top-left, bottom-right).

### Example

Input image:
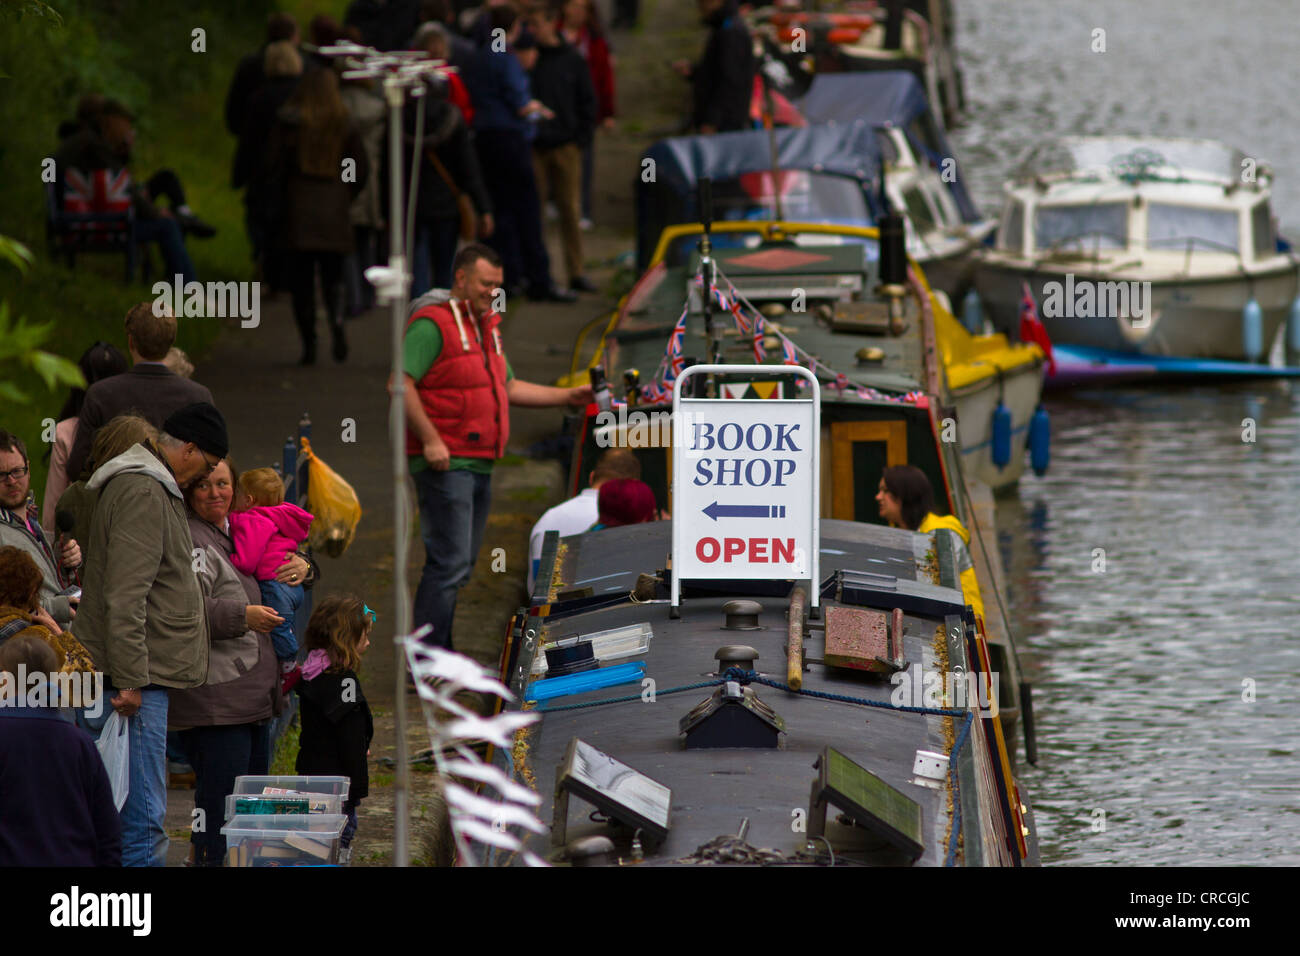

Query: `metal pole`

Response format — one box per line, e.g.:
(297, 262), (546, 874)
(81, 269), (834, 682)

(319, 39), (450, 869)
(383, 74), (412, 869)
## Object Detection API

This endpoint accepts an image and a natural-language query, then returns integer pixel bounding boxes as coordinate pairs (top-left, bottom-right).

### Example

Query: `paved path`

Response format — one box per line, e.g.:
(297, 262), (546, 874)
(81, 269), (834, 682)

(165, 231), (623, 864)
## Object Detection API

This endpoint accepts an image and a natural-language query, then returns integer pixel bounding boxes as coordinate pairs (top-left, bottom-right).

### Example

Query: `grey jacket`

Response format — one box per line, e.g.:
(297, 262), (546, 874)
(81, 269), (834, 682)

(72, 443), (207, 690)
(0, 504), (76, 625)
(168, 516), (281, 729)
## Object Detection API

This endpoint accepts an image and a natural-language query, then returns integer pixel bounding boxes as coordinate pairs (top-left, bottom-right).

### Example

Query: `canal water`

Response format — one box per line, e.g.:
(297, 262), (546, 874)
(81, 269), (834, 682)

(950, 1), (1300, 864)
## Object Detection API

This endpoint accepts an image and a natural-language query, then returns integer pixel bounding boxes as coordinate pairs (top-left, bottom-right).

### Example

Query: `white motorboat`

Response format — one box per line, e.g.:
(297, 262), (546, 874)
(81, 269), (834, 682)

(971, 136), (1300, 362)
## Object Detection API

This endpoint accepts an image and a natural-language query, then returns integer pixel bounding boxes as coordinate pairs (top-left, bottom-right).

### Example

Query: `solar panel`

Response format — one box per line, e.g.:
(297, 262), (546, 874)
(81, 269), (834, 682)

(556, 738), (673, 841)
(815, 746), (924, 860)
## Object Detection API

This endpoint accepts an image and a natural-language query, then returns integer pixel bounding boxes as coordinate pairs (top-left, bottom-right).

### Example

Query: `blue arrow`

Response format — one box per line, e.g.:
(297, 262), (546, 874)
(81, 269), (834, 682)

(702, 502), (787, 521)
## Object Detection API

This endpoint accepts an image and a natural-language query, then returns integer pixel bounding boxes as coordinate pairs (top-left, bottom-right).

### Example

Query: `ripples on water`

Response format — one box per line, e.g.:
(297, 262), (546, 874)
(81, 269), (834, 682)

(949, 2), (1300, 864)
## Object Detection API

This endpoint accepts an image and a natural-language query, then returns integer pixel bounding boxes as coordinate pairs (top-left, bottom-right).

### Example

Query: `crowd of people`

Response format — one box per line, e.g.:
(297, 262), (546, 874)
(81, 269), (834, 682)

(220, 1), (627, 364)
(0, 302), (375, 867)
(3, 0), (769, 868)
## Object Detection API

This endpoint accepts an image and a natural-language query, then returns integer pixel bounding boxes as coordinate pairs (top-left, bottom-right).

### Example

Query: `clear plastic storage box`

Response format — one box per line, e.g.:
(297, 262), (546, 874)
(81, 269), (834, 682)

(226, 775), (351, 822)
(221, 814), (348, 867)
(530, 622), (653, 676)
(224, 792), (346, 821)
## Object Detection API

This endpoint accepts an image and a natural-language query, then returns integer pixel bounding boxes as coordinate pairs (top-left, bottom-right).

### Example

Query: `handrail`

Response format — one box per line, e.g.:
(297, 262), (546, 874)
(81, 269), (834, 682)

(565, 309), (618, 381)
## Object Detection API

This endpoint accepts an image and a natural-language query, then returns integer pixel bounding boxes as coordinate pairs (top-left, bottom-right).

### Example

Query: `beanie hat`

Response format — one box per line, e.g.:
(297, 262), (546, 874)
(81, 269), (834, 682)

(597, 478), (658, 528)
(163, 402), (229, 459)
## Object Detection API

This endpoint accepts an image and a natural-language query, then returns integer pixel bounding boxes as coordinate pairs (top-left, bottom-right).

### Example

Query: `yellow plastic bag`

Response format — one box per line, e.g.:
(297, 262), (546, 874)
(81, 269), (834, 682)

(301, 438), (362, 558)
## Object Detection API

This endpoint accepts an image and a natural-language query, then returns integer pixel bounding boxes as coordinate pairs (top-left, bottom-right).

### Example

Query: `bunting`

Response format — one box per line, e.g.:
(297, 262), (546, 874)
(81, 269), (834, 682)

(630, 266), (929, 409)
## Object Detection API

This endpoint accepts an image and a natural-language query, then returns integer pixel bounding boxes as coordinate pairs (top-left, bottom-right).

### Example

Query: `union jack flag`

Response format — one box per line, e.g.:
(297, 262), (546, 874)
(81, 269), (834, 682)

(710, 285), (748, 334)
(62, 166), (133, 236)
(665, 307), (688, 381)
(781, 334), (799, 365)
(751, 313), (765, 362)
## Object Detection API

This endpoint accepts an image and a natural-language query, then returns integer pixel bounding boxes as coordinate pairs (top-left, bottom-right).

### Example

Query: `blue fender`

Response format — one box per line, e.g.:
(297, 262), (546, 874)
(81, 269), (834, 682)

(1028, 404), (1050, 476)
(962, 287), (982, 334)
(991, 401), (1012, 469)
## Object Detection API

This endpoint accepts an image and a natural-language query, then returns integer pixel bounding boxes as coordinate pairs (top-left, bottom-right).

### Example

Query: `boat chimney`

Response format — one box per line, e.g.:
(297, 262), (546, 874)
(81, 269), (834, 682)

(716, 644), (760, 673)
(721, 600), (763, 630)
(883, 0), (904, 51)
(878, 213), (907, 287)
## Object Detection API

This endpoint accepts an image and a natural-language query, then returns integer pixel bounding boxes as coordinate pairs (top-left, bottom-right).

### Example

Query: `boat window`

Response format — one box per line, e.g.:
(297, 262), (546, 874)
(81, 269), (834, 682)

(1251, 201), (1275, 258)
(1033, 202), (1128, 251)
(1146, 203), (1239, 254)
(901, 187), (937, 232)
(709, 172), (872, 230)
(998, 200), (1024, 252)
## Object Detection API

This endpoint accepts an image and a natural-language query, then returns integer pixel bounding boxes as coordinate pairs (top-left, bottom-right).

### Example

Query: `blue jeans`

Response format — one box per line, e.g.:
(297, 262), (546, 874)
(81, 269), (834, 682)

(341, 800), (360, 849)
(260, 579), (304, 662)
(412, 467), (493, 649)
(178, 722), (271, 866)
(412, 218), (461, 297)
(268, 686), (297, 755)
(476, 128), (552, 291)
(78, 687), (170, 867)
(134, 216), (196, 285)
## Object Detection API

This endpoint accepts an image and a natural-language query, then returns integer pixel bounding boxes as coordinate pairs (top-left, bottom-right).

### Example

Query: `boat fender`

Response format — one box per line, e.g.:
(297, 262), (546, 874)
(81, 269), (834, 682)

(1288, 297), (1300, 354)
(1028, 404), (1050, 477)
(991, 401), (1012, 469)
(961, 287), (982, 334)
(1020, 681), (1038, 766)
(1242, 297), (1263, 363)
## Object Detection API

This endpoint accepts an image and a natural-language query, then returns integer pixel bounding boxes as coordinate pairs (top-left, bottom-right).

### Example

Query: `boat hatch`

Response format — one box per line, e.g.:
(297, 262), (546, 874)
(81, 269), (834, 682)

(679, 666), (786, 750)
(826, 567), (967, 619)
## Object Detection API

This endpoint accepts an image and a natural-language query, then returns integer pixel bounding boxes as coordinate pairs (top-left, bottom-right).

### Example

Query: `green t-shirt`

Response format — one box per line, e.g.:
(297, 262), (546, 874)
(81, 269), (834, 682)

(404, 315), (513, 475)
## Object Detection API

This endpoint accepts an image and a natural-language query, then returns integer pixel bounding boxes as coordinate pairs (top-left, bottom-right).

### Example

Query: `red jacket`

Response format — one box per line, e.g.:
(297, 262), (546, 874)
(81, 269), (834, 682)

(406, 299), (510, 459)
(563, 23), (615, 121)
(447, 72), (475, 127)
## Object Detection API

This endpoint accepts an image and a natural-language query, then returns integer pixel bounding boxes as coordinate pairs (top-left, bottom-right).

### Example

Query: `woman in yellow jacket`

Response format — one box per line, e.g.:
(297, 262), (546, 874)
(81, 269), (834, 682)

(875, 465), (985, 622)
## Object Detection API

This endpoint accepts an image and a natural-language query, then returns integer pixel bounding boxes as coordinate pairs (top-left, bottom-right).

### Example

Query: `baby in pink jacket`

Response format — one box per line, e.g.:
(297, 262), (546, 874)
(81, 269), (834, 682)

(228, 468), (314, 669)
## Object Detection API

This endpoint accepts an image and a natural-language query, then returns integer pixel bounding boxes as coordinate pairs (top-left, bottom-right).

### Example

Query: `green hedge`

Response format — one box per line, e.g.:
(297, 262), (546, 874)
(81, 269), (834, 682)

(0, 0), (344, 504)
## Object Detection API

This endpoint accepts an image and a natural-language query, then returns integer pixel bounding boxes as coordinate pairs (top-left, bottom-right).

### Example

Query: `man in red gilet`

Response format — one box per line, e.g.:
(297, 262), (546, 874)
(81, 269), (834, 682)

(402, 243), (591, 649)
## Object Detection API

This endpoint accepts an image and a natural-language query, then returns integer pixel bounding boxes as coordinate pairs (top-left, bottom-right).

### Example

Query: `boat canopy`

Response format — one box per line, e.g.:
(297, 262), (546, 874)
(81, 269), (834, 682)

(636, 123), (884, 269)
(1015, 136), (1249, 185)
(793, 71), (981, 223)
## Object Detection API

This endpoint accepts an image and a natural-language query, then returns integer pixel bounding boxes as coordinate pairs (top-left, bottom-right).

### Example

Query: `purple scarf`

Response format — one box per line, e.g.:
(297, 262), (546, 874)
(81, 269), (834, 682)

(301, 648), (333, 681)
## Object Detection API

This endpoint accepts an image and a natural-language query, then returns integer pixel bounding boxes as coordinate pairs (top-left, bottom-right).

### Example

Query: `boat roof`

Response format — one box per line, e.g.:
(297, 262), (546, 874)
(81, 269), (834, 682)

(1014, 135), (1253, 186)
(610, 230), (928, 395)
(1008, 176), (1254, 210)
(793, 71), (982, 222)
(636, 124), (884, 268)
(500, 519), (970, 867)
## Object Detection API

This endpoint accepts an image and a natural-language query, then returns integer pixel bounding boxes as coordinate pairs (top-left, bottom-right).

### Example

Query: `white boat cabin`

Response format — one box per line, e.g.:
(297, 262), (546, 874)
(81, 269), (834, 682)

(992, 136), (1284, 275)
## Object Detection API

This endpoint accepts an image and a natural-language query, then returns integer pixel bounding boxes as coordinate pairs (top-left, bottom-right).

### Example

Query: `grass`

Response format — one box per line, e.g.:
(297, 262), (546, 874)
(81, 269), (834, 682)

(269, 715), (300, 775)
(0, 0), (350, 506)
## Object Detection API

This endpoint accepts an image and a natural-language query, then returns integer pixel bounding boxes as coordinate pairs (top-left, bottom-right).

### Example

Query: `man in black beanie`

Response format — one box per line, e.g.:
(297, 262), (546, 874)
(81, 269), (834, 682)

(72, 401), (228, 866)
